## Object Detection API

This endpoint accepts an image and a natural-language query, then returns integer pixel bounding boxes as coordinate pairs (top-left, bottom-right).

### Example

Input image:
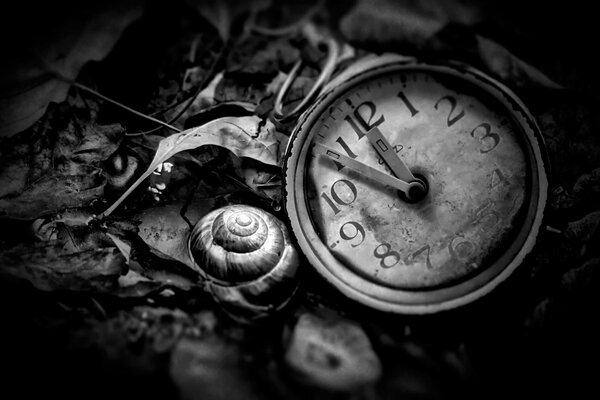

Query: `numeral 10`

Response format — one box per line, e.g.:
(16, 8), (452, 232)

(321, 179), (358, 215)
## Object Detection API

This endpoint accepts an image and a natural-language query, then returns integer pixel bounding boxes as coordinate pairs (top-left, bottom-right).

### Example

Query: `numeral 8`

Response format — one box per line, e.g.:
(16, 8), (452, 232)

(373, 243), (401, 268)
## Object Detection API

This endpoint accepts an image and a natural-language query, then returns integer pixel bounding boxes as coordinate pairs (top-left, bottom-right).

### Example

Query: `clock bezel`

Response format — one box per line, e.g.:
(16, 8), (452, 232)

(283, 56), (549, 314)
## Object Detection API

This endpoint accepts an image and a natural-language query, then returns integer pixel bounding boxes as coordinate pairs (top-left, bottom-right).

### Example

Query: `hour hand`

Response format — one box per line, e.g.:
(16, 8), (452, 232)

(312, 142), (423, 196)
(366, 126), (417, 183)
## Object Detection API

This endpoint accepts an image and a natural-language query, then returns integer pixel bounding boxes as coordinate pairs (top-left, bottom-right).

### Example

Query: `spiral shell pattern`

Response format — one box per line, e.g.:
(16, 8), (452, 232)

(189, 205), (289, 284)
(188, 205), (301, 322)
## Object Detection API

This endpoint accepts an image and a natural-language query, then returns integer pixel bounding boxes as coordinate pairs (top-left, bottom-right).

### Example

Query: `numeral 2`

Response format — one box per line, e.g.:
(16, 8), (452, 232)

(434, 95), (465, 127)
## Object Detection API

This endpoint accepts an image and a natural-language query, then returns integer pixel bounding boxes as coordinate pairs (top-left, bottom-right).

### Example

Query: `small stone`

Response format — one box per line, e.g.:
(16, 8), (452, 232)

(284, 312), (382, 391)
(160, 288), (176, 297)
(170, 335), (260, 400)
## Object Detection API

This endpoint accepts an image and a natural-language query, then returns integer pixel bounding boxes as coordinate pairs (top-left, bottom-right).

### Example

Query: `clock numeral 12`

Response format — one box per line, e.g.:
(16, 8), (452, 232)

(344, 101), (385, 140)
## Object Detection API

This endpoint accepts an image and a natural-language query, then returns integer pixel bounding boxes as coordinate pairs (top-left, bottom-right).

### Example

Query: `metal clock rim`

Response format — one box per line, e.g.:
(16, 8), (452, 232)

(283, 57), (549, 314)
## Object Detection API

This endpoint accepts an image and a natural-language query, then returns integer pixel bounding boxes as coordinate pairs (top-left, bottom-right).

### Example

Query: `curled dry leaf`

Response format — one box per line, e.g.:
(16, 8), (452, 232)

(102, 115), (288, 217)
(476, 35), (563, 89)
(0, 1), (143, 137)
(0, 169), (105, 219)
(339, 0), (483, 49)
(564, 210), (600, 247)
(528, 258), (600, 336)
(185, 0), (271, 42)
(0, 96), (124, 219)
(339, 0), (561, 90)
(136, 201), (217, 269)
(171, 335), (261, 400)
(0, 241), (126, 292)
(572, 168), (600, 197)
(183, 100), (255, 130)
(225, 37), (300, 78)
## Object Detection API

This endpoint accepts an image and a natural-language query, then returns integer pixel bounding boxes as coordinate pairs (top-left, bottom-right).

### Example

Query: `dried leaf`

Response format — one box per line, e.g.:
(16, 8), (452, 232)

(116, 269), (165, 297)
(102, 116), (287, 217)
(0, 169), (105, 219)
(528, 258), (600, 333)
(236, 160), (282, 206)
(0, 241), (126, 292)
(183, 100), (255, 129)
(0, 2), (143, 137)
(572, 167), (600, 198)
(185, 0), (271, 42)
(339, 0), (482, 49)
(0, 116), (54, 198)
(106, 232), (132, 264)
(68, 123), (124, 164)
(564, 211), (600, 243)
(136, 202), (215, 268)
(476, 35), (563, 89)
(162, 71), (225, 131)
(226, 37), (300, 77)
(171, 335), (260, 400)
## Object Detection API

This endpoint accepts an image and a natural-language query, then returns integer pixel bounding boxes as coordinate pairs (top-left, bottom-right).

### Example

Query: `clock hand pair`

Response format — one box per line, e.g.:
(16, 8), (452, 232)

(366, 126), (427, 201)
(312, 142), (425, 200)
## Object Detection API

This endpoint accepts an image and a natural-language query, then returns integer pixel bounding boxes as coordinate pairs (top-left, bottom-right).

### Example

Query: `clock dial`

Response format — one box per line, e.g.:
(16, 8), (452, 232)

(285, 59), (547, 313)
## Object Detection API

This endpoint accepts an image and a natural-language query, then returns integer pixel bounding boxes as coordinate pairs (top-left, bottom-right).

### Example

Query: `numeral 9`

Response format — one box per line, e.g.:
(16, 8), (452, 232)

(339, 221), (366, 247)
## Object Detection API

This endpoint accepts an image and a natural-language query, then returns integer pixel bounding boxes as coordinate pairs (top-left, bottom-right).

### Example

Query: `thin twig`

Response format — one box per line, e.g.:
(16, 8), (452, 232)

(49, 69), (181, 132)
(69, 81), (182, 132)
(126, 42), (228, 137)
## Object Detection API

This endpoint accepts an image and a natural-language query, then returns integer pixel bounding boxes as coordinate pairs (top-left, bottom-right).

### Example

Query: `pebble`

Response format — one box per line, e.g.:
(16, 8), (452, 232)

(284, 312), (382, 391)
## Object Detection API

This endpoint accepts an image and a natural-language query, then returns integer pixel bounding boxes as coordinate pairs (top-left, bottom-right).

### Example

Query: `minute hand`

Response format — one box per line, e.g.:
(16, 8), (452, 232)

(313, 143), (414, 194)
(366, 126), (417, 183)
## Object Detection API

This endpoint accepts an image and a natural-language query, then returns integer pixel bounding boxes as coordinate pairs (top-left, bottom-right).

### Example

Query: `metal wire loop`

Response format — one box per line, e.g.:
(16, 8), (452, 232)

(273, 37), (340, 124)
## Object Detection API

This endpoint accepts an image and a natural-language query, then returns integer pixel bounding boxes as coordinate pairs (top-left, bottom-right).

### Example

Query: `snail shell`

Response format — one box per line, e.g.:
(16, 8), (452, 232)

(188, 205), (300, 323)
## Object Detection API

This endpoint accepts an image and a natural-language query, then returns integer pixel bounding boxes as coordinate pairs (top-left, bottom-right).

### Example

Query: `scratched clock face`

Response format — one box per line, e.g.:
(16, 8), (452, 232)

(285, 61), (547, 312)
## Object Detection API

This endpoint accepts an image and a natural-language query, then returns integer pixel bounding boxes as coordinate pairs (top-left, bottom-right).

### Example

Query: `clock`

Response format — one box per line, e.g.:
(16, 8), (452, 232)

(283, 54), (549, 313)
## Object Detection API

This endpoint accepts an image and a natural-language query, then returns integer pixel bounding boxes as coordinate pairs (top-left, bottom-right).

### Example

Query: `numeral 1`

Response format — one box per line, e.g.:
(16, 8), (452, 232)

(397, 91), (419, 117)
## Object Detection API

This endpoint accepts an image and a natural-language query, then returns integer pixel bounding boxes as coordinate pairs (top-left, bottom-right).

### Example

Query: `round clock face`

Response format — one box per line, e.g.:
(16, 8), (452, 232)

(284, 59), (548, 313)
